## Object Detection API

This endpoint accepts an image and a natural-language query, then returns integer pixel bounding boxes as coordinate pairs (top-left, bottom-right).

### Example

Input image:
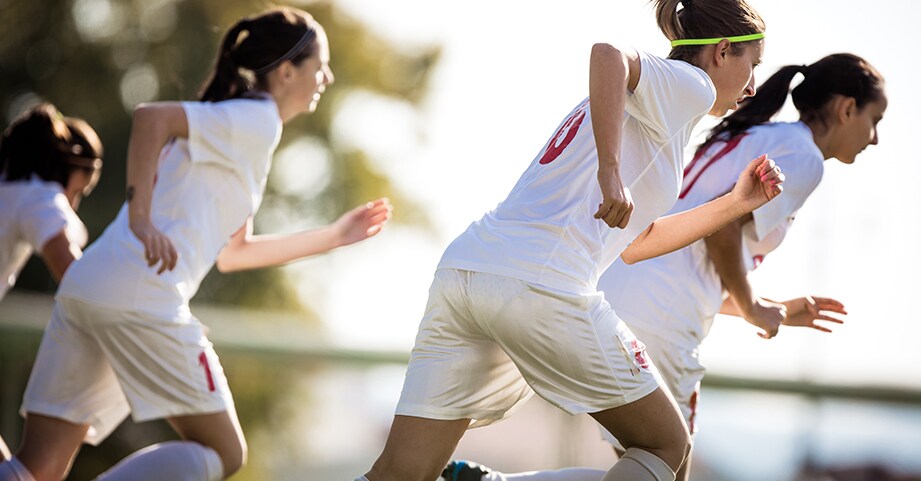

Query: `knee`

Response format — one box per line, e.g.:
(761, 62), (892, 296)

(661, 428), (692, 472)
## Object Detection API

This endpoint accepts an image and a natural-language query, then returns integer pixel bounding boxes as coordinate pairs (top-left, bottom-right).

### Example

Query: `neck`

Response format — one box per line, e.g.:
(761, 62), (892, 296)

(802, 118), (835, 160)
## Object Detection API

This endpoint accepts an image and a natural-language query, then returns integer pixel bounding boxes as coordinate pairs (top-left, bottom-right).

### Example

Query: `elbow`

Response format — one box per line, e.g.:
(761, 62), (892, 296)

(215, 253), (239, 273)
(620, 247), (641, 265)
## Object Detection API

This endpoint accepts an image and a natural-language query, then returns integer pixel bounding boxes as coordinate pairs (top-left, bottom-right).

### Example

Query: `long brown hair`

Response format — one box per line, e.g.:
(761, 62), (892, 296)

(700, 53), (885, 150)
(199, 7), (321, 102)
(653, 0), (765, 64)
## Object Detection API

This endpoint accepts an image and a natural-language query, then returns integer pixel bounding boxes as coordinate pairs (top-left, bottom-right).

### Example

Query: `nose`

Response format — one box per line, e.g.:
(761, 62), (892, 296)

(744, 74), (757, 98)
(870, 128), (879, 145)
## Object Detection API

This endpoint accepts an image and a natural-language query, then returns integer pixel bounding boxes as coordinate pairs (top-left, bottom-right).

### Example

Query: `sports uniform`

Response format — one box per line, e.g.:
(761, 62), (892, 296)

(21, 96), (282, 445)
(395, 51), (716, 426)
(598, 121), (824, 437)
(0, 178), (87, 301)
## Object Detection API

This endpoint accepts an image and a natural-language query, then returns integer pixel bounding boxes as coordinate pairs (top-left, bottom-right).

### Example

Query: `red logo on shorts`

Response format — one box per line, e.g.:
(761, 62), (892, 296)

(631, 339), (649, 369)
(752, 255), (765, 269)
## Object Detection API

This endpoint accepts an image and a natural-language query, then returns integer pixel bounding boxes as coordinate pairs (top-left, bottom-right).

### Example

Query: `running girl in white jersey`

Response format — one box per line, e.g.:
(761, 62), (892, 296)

(358, 1), (778, 481)
(0, 7), (391, 481)
(450, 53), (887, 481)
(0, 104), (102, 467)
(0, 104), (103, 302)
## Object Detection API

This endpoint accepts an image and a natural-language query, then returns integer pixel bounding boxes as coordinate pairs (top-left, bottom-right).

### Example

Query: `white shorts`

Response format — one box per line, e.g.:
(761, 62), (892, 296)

(21, 296), (233, 446)
(395, 269), (662, 428)
(602, 326), (704, 447)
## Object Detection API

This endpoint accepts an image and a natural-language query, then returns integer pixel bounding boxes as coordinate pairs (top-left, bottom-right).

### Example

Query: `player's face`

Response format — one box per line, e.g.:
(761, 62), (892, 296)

(835, 92), (887, 164)
(291, 28), (334, 115)
(709, 41), (763, 117)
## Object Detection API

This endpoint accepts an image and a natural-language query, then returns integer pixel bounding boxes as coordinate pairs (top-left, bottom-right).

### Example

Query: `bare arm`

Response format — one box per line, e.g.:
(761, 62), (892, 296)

(705, 215), (786, 339)
(40, 230), (82, 281)
(126, 103), (187, 274)
(590, 43), (641, 229)
(217, 198), (392, 273)
(621, 155), (783, 265)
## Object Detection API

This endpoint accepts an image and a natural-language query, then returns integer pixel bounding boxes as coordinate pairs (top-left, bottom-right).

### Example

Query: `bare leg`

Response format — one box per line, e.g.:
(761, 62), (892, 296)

(16, 413), (90, 481)
(167, 410), (246, 477)
(590, 388), (690, 478)
(365, 415), (470, 481)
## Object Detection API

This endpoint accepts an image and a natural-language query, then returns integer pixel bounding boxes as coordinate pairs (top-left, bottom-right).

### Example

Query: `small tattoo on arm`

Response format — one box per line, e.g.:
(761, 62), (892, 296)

(126, 186), (135, 202)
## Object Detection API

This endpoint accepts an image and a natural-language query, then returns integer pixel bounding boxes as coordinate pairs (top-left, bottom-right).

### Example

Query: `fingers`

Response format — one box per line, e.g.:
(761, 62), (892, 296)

(594, 200), (634, 228)
(812, 296), (848, 315)
(744, 154), (769, 177)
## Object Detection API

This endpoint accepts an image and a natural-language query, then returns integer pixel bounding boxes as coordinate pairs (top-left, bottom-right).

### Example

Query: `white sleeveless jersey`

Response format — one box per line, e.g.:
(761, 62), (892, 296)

(58, 97), (282, 317)
(0, 178), (87, 300)
(438, 51), (716, 294)
(598, 121), (825, 345)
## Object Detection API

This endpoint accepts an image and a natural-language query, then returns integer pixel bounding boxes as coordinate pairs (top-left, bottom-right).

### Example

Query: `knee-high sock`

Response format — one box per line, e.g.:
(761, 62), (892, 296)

(484, 468), (606, 480)
(601, 448), (675, 481)
(0, 458), (37, 481)
(94, 441), (224, 481)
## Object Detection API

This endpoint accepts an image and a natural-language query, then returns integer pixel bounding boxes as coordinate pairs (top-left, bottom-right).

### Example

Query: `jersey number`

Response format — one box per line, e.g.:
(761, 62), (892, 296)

(539, 105), (587, 165)
(199, 352), (216, 392)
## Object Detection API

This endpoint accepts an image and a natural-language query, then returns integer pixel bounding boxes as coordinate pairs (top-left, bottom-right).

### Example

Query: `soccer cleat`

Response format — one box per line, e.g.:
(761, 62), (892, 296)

(441, 460), (493, 481)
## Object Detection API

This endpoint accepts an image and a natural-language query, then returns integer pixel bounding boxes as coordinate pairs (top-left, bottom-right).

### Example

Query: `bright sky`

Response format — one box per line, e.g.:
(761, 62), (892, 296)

(286, 0), (921, 389)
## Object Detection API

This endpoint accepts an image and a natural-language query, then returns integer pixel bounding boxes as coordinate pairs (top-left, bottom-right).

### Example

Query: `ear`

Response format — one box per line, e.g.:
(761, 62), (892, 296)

(712, 38), (733, 67)
(834, 96), (858, 124)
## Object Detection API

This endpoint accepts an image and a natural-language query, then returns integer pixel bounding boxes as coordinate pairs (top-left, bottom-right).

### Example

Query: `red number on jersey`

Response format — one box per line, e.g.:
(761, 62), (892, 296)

(198, 352), (216, 392)
(539, 105), (587, 165)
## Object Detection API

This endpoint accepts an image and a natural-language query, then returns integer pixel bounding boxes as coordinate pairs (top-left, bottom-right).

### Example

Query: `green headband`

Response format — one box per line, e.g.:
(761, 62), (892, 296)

(671, 32), (764, 47)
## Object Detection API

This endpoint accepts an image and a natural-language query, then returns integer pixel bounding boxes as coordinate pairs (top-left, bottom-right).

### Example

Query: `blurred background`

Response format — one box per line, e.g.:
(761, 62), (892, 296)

(1, 0), (919, 480)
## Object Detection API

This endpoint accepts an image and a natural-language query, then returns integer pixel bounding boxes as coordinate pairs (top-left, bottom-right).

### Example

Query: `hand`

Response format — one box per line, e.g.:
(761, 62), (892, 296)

(782, 296), (846, 333)
(730, 154), (784, 214)
(594, 166), (634, 228)
(129, 218), (178, 274)
(334, 198), (393, 247)
(741, 297), (786, 339)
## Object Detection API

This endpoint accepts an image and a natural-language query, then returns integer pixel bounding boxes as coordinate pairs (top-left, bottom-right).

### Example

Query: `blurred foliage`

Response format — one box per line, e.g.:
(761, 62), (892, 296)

(1, 0), (439, 315)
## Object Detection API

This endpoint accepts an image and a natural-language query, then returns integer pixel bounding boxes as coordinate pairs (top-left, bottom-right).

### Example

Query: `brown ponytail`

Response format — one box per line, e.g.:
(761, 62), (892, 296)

(653, 0), (765, 64)
(199, 7), (321, 102)
(700, 53), (884, 151)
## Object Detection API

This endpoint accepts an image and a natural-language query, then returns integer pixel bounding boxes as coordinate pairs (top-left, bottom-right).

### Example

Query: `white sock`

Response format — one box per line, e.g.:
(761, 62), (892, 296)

(490, 468), (606, 480)
(601, 448), (675, 481)
(0, 457), (37, 481)
(94, 441), (224, 481)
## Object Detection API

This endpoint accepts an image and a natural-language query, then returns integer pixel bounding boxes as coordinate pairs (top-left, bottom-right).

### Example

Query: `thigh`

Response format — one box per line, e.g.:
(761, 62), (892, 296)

(396, 270), (533, 427)
(590, 387), (689, 469)
(368, 415), (469, 481)
(168, 410), (245, 475)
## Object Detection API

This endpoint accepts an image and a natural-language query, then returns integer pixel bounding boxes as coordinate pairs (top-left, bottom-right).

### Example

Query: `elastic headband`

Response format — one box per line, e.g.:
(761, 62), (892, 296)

(251, 29), (317, 76)
(671, 32), (764, 47)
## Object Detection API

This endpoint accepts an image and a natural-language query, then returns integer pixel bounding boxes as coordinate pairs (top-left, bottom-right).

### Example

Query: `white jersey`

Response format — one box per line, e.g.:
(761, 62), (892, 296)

(599, 121), (825, 346)
(58, 97), (282, 317)
(438, 51), (716, 295)
(0, 178), (87, 300)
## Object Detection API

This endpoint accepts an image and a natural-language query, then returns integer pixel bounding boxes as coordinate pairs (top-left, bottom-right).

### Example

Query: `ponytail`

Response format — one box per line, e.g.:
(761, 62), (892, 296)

(699, 53), (884, 152)
(653, 0), (765, 64)
(199, 21), (253, 102)
(198, 8), (319, 102)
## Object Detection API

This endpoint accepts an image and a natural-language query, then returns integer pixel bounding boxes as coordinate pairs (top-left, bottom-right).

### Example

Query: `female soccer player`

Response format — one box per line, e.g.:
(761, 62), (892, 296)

(358, 1), (777, 481)
(444, 53), (886, 481)
(0, 7), (391, 481)
(0, 103), (103, 301)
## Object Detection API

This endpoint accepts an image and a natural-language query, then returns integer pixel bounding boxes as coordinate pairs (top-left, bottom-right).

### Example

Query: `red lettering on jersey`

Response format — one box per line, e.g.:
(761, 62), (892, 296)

(198, 352), (216, 392)
(539, 104), (588, 165)
(679, 134), (748, 199)
(752, 254), (764, 269)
